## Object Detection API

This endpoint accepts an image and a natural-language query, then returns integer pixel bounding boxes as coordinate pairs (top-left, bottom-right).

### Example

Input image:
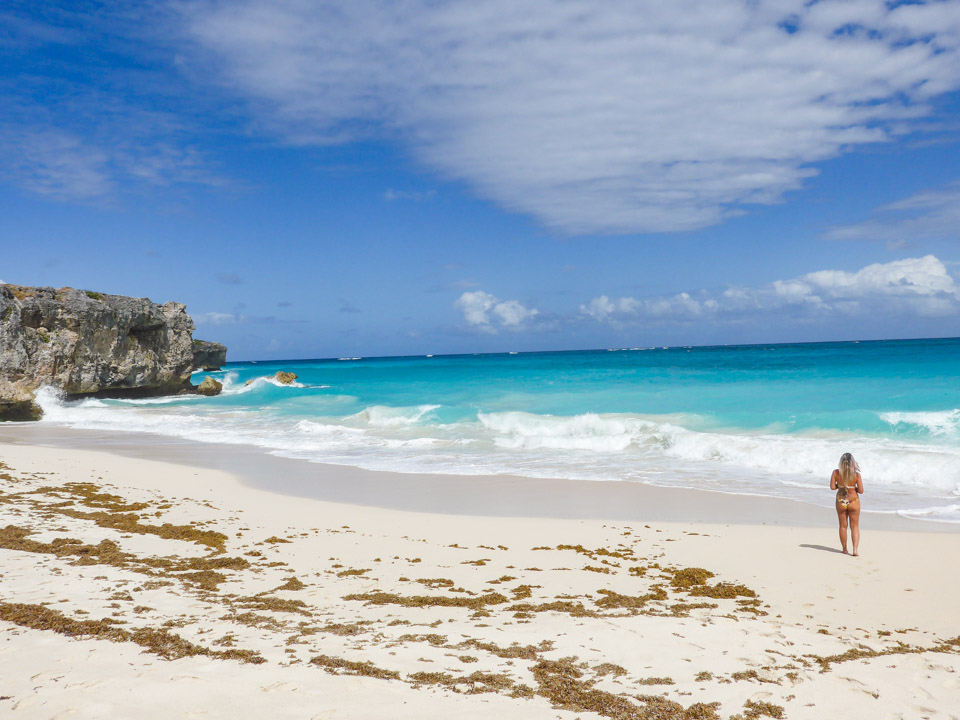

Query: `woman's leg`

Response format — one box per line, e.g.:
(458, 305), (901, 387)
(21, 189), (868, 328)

(849, 505), (861, 556)
(836, 504), (848, 553)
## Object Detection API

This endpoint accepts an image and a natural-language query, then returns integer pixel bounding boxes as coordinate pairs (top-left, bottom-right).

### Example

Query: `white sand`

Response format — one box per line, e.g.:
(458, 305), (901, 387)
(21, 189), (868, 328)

(2, 438), (959, 719)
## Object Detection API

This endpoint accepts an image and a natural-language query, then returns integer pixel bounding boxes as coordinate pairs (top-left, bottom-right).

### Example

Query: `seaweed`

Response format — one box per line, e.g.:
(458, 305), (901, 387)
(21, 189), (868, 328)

(456, 639), (553, 660)
(594, 587), (667, 610)
(688, 583), (756, 599)
(530, 658), (719, 720)
(310, 655), (400, 680)
(398, 633), (448, 647)
(741, 699), (784, 718)
(336, 568), (370, 578)
(0, 601), (264, 663)
(506, 600), (599, 617)
(343, 590), (509, 610)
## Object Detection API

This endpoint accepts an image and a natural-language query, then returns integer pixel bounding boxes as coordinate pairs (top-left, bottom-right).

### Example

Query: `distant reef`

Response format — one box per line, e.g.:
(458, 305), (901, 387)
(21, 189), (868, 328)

(0, 284), (227, 421)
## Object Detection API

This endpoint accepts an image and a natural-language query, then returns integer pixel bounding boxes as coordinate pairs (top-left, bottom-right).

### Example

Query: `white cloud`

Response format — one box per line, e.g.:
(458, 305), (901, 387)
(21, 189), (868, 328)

(195, 311), (242, 325)
(0, 129), (114, 201)
(825, 180), (960, 243)
(584, 255), (960, 324)
(384, 188), (436, 202)
(0, 123), (226, 203)
(183, 0), (960, 234)
(455, 290), (539, 332)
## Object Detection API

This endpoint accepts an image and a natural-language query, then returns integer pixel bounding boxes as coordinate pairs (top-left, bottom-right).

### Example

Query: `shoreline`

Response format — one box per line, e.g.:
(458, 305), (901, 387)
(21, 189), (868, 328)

(2, 430), (960, 717)
(2, 423), (956, 532)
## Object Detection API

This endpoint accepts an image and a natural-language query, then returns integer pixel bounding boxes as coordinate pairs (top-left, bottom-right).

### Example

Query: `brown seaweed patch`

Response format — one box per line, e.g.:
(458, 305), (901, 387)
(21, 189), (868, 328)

(668, 567), (715, 589)
(804, 637), (960, 673)
(594, 662), (628, 677)
(275, 576), (307, 591)
(594, 587), (667, 611)
(408, 670), (515, 694)
(56, 509), (227, 551)
(507, 600), (599, 618)
(688, 583), (756, 599)
(310, 654), (400, 680)
(33, 483), (149, 512)
(336, 568), (370, 578)
(0, 525), (247, 590)
(637, 676), (674, 685)
(233, 595), (312, 616)
(416, 578), (454, 588)
(398, 633), (448, 647)
(343, 590), (509, 610)
(556, 544), (635, 562)
(318, 621), (372, 637)
(456, 639), (553, 660)
(531, 658), (719, 720)
(740, 699), (785, 718)
(0, 602), (264, 663)
(178, 570), (227, 591)
(511, 584), (534, 600)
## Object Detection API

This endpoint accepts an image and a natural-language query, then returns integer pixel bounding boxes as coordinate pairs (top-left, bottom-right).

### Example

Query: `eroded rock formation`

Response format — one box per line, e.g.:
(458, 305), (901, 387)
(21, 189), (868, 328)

(196, 377), (223, 396)
(192, 340), (227, 371)
(0, 284), (225, 420)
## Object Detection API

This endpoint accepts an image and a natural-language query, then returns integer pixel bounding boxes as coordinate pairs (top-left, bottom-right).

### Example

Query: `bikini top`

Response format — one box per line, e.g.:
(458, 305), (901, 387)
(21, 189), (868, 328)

(835, 471), (860, 493)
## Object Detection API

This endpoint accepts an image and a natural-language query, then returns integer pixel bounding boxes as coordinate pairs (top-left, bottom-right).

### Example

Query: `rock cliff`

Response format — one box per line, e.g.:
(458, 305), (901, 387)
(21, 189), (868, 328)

(192, 339), (227, 371)
(0, 284), (223, 420)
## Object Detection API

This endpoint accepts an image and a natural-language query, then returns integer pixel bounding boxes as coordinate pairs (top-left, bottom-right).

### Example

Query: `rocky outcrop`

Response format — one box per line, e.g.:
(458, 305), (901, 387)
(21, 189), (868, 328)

(0, 379), (42, 421)
(192, 339), (227, 371)
(196, 377), (223, 396)
(0, 284), (224, 419)
(274, 371), (298, 385)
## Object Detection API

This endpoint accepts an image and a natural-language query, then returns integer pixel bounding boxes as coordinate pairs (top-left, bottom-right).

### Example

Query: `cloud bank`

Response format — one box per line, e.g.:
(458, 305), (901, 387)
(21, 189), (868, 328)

(185, 0), (960, 234)
(580, 256), (960, 327)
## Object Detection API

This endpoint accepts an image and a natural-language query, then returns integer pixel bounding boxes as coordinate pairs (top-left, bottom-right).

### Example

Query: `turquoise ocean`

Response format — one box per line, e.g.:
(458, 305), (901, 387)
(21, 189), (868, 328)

(36, 338), (960, 522)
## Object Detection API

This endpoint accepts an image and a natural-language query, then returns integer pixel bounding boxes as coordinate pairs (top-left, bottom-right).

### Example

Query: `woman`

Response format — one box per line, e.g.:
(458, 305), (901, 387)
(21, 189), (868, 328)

(830, 452), (864, 556)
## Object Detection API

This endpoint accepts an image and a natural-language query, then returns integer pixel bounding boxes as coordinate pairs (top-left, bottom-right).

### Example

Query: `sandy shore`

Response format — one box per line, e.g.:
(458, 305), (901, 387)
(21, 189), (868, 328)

(2, 429), (959, 719)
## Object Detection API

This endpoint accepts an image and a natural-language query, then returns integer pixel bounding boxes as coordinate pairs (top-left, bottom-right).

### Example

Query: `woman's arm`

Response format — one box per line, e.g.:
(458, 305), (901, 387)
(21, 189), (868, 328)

(830, 469), (838, 491)
(856, 473), (864, 494)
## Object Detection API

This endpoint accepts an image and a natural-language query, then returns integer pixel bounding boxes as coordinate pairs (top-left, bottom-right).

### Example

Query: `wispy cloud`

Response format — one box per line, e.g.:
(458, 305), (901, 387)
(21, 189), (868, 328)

(216, 273), (244, 285)
(183, 0), (960, 235)
(195, 311), (242, 325)
(825, 181), (960, 244)
(0, 6), (228, 203)
(338, 298), (361, 313)
(582, 256), (960, 326)
(455, 290), (539, 333)
(384, 188), (436, 202)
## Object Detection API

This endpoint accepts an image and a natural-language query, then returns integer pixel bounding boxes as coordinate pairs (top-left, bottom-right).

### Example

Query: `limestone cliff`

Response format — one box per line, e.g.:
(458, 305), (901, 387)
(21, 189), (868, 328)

(192, 339), (227, 371)
(0, 284), (222, 420)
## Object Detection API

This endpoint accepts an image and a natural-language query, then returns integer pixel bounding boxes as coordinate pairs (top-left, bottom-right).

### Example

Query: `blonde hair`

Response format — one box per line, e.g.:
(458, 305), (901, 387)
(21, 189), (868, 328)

(838, 453), (860, 497)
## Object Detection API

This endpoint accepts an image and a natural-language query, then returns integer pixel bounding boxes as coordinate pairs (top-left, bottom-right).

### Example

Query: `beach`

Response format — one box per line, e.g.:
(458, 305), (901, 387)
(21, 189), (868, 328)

(2, 427), (959, 719)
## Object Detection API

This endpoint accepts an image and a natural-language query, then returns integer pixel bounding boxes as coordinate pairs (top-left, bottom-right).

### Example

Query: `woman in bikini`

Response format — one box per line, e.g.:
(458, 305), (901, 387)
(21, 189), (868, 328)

(830, 452), (864, 556)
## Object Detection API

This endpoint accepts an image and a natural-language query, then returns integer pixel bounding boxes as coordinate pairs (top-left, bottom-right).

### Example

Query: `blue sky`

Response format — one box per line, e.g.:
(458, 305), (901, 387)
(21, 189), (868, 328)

(2, 1), (960, 360)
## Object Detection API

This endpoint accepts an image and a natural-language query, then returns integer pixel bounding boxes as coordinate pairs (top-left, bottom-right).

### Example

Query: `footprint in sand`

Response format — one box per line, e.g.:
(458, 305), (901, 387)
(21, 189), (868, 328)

(839, 675), (879, 698)
(260, 681), (301, 693)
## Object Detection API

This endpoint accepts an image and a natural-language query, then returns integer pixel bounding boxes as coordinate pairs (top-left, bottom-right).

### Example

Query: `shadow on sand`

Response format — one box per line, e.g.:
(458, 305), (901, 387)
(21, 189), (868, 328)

(799, 543), (845, 554)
